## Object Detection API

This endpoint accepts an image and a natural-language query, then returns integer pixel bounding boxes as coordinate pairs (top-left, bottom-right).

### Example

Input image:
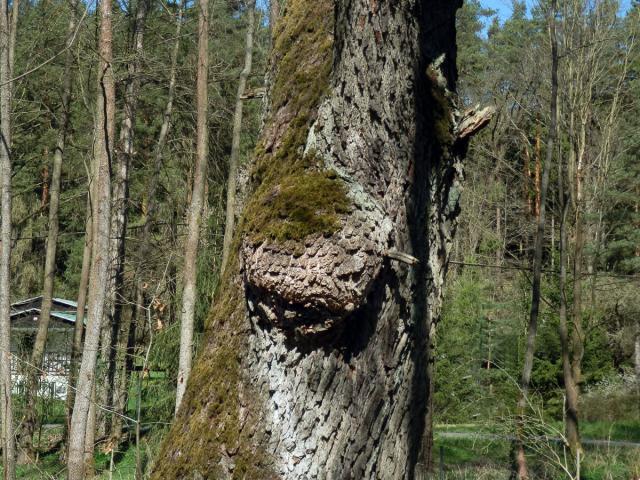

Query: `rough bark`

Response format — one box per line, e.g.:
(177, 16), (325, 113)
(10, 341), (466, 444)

(153, 1), (469, 478)
(0, 0), (15, 474)
(98, 0), (148, 441)
(221, 0), (255, 273)
(515, 1), (558, 477)
(67, 0), (114, 474)
(174, 0), (208, 414)
(19, 1), (78, 460)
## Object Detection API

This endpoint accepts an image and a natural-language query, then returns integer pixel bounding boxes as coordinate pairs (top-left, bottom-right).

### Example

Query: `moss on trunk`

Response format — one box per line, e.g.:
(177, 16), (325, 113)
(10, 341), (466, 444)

(151, 1), (338, 477)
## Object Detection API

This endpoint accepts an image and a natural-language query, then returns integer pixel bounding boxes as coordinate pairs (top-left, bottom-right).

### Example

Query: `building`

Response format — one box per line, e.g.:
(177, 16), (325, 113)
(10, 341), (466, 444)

(10, 296), (80, 399)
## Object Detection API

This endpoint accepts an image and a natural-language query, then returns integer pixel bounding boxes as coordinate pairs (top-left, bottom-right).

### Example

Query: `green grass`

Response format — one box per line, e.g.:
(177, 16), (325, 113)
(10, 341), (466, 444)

(433, 421), (640, 480)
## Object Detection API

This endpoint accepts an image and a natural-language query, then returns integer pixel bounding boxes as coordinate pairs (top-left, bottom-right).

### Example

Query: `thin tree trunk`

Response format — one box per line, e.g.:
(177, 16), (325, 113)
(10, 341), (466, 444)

(221, 0), (255, 273)
(571, 125), (586, 388)
(98, 0), (148, 440)
(83, 384), (96, 478)
(0, 0), (15, 473)
(534, 127), (542, 219)
(515, 1), (558, 477)
(558, 146), (582, 463)
(67, 0), (114, 473)
(19, 0), (78, 460)
(137, 0), (184, 278)
(635, 318), (640, 388)
(64, 192), (92, 455)
(154, 1), (476, 477)
(174, 0), (208, 415)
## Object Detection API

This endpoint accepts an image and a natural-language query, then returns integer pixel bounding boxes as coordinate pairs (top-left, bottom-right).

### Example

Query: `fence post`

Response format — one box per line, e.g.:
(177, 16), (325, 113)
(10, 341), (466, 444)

(439, 445), (445, 480)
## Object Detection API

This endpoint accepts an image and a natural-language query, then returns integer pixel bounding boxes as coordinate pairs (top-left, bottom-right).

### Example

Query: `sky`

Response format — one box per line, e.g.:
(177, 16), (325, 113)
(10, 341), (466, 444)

(480, 0), (633, 21)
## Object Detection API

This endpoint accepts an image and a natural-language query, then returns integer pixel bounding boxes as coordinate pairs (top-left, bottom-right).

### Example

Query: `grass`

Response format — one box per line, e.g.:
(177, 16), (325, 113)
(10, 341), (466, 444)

(433, 421), (640, 480)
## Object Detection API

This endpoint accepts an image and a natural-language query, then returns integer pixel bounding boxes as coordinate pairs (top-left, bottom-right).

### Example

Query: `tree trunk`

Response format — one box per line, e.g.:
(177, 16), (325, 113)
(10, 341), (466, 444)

(67, 0), (115, 474)
(137, 0), (183, 273)
(635, 318), (640, 388)
(221, 0), (255, 273)
(174, 0), (208, 414)
(571, 125), (586, 388)
(97, 0), (148, 441)
(558, 147), (581, 463)
(19, 0), (78, 460)
(64, 192), (92, 455)
(153, 1), (472, 478)
(0, 0), (16, 474)
(515, 1), (558, 478)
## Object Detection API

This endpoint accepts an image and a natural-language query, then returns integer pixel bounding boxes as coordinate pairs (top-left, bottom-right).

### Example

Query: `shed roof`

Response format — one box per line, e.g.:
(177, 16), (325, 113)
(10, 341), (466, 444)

(10, 307), (78, 325)
(10, 297), (82, 326)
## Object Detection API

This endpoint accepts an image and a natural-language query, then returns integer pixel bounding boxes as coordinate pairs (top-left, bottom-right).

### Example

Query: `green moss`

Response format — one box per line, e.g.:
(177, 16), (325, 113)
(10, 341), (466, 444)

(426, 65), (455, 148)
(151, 1), (340, 477)
(246, 165), (350, 242)
(243, 0), (350, 244)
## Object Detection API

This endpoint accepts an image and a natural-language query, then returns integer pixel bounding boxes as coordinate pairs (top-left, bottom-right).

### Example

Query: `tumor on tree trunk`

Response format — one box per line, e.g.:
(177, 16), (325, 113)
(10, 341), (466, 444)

(151, 0), (475, 478)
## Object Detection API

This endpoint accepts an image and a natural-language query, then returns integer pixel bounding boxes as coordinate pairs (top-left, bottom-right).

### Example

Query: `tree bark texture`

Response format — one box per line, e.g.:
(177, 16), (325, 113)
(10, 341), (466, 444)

(19, 1), (78, 459)
(0, 0), (15, 474)
(174, 0), (208, 414)
(67, 0), (115, 474)
(154, 0), (467, 478)
(221, 0), (255, 274)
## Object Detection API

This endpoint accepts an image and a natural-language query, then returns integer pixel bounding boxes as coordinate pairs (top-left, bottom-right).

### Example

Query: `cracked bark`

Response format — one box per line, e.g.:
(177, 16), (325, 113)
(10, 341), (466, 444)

(152, 1), (470, 478)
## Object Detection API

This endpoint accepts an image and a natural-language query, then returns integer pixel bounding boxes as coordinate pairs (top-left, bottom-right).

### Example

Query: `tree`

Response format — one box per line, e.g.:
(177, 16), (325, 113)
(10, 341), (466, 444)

(174, 0), (208, 414)
(97, 0), (149, 441)
(0, 0), (17, 474)
(66, 0), (115, 474)
(18, 0), (79, 461)
(151, 0), (491, 477)
(221, 0), (255, 273)
(515, 1), (558, 478)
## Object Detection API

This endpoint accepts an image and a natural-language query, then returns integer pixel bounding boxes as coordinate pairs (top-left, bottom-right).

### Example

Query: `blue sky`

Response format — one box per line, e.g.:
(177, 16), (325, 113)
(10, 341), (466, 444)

(480, 0), (632, 21)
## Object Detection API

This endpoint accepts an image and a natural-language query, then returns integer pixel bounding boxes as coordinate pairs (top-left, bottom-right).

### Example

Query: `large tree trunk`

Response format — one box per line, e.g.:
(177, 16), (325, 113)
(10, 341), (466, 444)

(0, 0), (16, 475)
(19, 0), (78, 460)
(220, 0), (255, 273)
(153, 1), (477, 478)
(515, 1), (558, 478)
(67, 0), (115, 474)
